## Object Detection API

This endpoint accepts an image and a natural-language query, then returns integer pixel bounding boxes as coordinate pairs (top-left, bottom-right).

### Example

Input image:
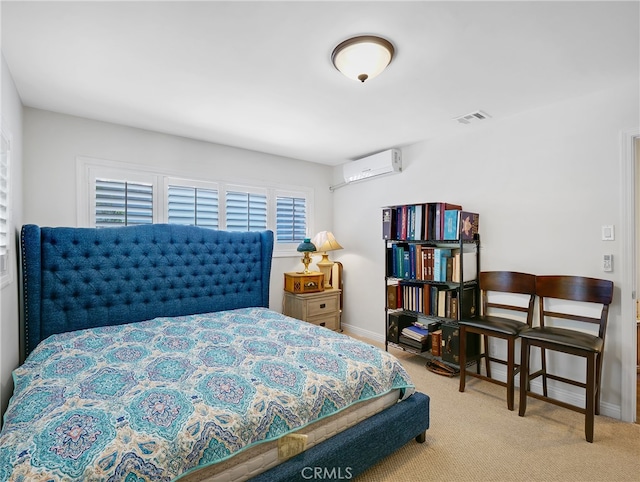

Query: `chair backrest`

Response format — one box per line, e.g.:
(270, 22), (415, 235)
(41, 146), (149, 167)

(535, 275), (614, 341)
(479, 271), (537, 325)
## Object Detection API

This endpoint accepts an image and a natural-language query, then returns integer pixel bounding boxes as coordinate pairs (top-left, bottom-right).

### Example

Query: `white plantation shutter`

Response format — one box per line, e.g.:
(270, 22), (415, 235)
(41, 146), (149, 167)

(95, 179), (153, 227)
(276, 196), (307, 243)
(168, 185), (219, 228)
(0, 133), (9, 266)
(225, 191), (267, 232)
(81, 159), (313, 255)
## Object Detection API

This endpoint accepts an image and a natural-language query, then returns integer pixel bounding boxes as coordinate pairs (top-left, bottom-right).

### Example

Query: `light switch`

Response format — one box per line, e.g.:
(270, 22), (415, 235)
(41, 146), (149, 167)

(602, 225), (614, 241)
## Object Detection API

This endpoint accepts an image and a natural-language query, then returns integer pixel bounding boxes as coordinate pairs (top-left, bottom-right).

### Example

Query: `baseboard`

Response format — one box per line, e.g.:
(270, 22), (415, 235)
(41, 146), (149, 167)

(341, 327), (625, 421)
(341, 322), (384, 344)
(483, 364), (622, 420)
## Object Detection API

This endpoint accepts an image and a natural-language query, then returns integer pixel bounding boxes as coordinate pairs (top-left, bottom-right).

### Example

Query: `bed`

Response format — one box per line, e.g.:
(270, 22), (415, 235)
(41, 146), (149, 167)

(0, 223), (430, 481)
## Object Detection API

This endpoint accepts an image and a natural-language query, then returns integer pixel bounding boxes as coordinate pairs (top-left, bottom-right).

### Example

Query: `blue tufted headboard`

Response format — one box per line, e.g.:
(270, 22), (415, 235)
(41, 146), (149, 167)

(20, 224), (273, 360)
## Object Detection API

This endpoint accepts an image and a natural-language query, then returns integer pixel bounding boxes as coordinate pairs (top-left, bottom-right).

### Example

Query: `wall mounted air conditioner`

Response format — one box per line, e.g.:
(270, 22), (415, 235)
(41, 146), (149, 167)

(342, 149), (402, 183)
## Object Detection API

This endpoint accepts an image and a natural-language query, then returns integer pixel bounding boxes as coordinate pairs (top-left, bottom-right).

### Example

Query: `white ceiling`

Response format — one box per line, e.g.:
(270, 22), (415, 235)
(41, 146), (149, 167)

(2, 1), (639, 166)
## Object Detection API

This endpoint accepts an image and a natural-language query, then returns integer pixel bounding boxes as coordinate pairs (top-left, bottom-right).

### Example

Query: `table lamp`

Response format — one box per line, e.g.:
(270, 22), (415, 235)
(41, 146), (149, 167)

(311, 231), (343, 288)
(296, 238), (316, 274)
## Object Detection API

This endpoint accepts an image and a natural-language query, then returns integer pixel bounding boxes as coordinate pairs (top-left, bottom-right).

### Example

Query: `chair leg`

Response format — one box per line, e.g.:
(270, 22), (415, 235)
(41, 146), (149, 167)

(518, 338), (530, 417)
(459, 325), (467, 393)
(540, 346), (548, 397)
(595, 352), (603, 416)
(484, 334), (491, 377)
(506, 336), (515, 411)
(585, 353), (596, 443)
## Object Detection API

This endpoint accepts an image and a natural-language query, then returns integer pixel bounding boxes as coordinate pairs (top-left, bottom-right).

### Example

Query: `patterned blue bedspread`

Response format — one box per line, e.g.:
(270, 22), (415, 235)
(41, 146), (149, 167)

(0, 308), (414, 481)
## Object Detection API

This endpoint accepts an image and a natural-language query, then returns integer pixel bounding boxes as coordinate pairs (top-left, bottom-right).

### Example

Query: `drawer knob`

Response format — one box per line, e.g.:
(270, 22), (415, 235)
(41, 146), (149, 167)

(320, 303), (326, 309)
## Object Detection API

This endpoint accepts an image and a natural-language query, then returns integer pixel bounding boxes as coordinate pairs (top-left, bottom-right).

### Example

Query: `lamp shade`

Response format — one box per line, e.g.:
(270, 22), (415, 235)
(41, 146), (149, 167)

(311, 232), (342, 288)
(297, 238), (317, 253)
(311, 231), (343, 253)
(331, 35), (394, 83)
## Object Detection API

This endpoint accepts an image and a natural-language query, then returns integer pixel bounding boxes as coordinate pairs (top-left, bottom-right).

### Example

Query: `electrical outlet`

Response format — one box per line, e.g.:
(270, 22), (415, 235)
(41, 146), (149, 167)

(603, 254), (613, 272)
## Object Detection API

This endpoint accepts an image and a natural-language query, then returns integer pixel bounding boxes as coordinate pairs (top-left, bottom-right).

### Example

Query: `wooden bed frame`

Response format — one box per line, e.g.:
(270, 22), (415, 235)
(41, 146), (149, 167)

(19, 223), (430, 480)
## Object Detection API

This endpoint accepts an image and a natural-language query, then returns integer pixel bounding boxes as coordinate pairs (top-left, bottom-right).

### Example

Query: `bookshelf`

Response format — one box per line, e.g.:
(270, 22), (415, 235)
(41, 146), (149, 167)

(383, 203), (481, 367)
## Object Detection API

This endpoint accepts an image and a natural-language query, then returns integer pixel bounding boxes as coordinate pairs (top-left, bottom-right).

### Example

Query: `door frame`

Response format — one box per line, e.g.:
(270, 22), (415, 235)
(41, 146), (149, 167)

(621, 128), (638, 423)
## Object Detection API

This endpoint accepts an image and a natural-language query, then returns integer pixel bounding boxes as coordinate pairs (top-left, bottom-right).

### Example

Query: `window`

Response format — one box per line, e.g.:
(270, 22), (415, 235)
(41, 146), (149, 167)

(95, 179), (154, 227)
(79, 158), (313, 256)
(0, 128), (10, 284)
(276, 196), (307, 243)
(168, 185), (219, 229)
(225, 190), (267, 232)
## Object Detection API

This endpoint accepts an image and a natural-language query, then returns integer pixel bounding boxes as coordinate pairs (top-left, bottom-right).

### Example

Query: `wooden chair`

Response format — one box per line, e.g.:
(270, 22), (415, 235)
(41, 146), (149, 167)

(518, 275), (614, 442)
(459, 271), (537, 410)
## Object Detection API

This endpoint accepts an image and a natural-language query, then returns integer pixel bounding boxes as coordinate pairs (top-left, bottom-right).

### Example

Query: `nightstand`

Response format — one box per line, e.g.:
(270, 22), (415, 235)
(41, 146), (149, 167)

(283, 288), (342, 331)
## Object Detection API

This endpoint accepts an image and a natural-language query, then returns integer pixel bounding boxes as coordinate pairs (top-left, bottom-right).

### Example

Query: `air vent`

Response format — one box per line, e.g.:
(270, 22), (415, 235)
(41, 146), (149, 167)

(454, 110), (491, 125)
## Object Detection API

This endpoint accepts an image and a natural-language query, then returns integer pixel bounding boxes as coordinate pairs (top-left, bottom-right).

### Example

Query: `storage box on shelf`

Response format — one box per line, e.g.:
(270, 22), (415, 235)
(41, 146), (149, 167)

(383, 202), (481, 367)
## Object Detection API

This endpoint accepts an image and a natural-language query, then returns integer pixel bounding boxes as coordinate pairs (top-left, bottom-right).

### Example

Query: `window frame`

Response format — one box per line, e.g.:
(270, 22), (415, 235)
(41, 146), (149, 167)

(78, 157), (314, 257)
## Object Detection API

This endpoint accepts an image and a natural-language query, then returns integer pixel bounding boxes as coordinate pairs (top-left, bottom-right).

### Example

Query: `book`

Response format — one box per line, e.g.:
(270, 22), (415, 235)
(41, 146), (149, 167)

(400, 282), (425, 313)
(431, 329), (442, 356)
(413, 320), (429, 330)
(392, 244), (409, 278)
(432, 248), (452, 282)
(459, 211), (479, 240)
(422, 284), (431, 316)
(402, 250), (411, 278)
(413, 204), (424, 241)
(450, 293), (459, 320)
(421, 246), (434, 281)
(445, 256), (454, 282)
(435, 203), (463, 240)
(425, 203), (437, 240)
(400, 205), (409, 240)
(407, 205), (415, 240)
(402, 324), (429, 341)
(430, 285), (440, 316)
(443, 209), (461, 240)
(437, 289), (447, 317)
(414, 244), (423, 280)
(382, 208), (396, 240)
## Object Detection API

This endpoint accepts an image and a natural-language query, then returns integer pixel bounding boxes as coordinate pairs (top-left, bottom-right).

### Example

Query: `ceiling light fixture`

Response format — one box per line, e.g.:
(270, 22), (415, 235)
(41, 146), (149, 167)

(331, 35), (395, 83)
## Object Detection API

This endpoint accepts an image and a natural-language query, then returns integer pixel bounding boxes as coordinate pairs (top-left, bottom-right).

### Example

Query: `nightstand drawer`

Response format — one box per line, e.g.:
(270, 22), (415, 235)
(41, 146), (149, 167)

(307, 313), (340, 331)
(306, 295), (339, 317)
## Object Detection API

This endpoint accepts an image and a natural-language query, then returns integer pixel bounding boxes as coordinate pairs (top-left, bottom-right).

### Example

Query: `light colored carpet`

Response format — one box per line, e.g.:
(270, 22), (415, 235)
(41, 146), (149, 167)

(353, 339), (640, 482)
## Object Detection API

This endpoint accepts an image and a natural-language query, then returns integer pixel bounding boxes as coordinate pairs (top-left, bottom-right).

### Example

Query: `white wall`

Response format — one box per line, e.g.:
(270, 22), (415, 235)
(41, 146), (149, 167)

(22, 107), (335, 313)
(0, 55), (23, 416)
(13, 80), (640, 421)
(333, 79), (639, 419)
